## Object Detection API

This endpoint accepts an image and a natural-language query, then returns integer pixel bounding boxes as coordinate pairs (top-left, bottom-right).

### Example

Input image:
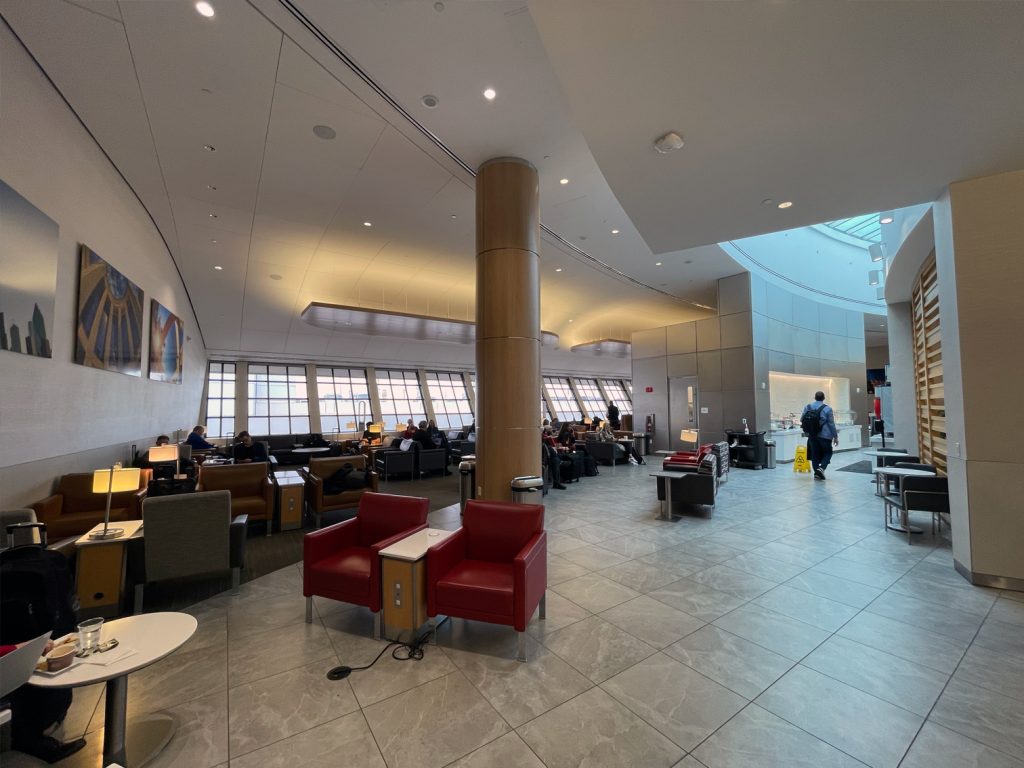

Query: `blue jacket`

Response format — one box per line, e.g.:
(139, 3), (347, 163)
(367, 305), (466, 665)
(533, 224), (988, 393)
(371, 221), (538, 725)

(186, 431), (215, 450)
(802, 402), (837, 440)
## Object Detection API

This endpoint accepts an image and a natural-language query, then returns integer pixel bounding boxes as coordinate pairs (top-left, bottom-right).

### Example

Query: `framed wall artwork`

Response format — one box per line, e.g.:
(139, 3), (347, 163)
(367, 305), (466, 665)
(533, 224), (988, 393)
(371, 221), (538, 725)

(75, 244), (144, 376)
(149, 299), (184, 383)
(0, 180), (58, 359)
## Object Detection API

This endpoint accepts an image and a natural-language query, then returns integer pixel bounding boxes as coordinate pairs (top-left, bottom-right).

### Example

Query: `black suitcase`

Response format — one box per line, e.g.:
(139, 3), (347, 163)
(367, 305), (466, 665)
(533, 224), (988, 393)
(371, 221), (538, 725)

(583, 454), (600, 477)
(0, 525), (78, 644)
(559, 451), (584, 483)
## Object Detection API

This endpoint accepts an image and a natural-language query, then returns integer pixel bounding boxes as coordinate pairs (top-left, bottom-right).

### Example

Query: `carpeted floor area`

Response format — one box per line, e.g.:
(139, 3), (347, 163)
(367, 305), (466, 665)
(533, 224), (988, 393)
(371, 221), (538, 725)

(836, 460), (874, 474)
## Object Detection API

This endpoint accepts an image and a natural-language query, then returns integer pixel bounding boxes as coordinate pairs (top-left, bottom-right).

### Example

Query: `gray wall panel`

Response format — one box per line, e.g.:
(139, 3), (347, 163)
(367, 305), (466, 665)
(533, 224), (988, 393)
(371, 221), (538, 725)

(697, 350), (723, 391)
(721, 311), (753, 348)
(632, 327), (668, 359)
(666, 322), (696, 355)
(667, 353), (698, 378)
(793, 296), (820, 331)
(696, 317), (721, 351)
(766, 282), (794, 323)
(721, 346), (754, 390)
(718, 273), (752, 315)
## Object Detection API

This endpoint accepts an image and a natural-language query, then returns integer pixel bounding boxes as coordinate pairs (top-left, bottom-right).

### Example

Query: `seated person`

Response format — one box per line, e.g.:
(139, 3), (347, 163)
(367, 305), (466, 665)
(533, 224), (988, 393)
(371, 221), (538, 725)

(232, 431), (268, 463)
(186, 425), (216, 451)
(557, 423), (576, 450)
(402, 419), (417, 439)
(141, 435), (177, 479)
(542, 440), (566, 490)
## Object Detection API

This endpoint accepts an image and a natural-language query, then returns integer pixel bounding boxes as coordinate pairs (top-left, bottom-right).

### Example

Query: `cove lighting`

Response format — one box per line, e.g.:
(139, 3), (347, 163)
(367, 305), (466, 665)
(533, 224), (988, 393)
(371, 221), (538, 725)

(483, 88), (496, 101)
(195, 2), (215, 18)
(777, 201), (793, 209)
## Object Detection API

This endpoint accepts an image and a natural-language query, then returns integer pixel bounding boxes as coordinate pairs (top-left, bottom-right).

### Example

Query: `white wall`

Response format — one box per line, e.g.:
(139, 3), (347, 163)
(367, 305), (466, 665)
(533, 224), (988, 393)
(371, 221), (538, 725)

(0, 23), (207, 506)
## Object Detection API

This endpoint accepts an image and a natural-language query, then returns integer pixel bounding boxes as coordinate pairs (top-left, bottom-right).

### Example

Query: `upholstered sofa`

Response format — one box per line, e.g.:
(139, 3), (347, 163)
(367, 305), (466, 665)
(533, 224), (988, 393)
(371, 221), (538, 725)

(31, 470), (151, 539)
(301, 455), (379, 528)
(196, 462), (274, 531)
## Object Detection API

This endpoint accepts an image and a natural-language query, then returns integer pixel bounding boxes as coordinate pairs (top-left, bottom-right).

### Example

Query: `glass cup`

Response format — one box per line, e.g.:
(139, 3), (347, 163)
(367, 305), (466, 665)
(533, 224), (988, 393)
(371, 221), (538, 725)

(77, 617), (104, 652)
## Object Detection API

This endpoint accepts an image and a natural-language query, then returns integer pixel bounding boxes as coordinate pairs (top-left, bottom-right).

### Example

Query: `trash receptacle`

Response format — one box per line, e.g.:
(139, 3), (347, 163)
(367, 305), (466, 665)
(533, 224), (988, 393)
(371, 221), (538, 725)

(765, 439), (777, 469)
(459, 459), (476, 514)
(510, 475), (544, 503)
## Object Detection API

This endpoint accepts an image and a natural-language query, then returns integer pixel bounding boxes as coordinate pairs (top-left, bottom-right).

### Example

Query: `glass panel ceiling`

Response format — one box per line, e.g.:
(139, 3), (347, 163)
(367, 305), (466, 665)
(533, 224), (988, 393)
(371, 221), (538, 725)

(823, 214), (881, 243)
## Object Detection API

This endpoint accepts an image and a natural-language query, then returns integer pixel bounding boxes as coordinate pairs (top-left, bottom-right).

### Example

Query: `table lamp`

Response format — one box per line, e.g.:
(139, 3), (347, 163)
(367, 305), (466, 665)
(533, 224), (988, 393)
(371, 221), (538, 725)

(680, 429), (699, 451)
(90, 465), (141, 540)
(149, 443), (180, 479)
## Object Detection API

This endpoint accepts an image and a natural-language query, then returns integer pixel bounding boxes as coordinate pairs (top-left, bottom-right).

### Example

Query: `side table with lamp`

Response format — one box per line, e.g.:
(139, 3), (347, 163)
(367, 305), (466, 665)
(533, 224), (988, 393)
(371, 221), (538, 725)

(76, 465), (142, 618)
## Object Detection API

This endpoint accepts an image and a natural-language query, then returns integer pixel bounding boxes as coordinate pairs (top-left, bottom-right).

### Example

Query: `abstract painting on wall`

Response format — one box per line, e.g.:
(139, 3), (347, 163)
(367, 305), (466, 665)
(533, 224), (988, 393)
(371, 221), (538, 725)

(75, 245), (144, 376)
(149, 299), (184, 383)
(0, 180), (58, 359)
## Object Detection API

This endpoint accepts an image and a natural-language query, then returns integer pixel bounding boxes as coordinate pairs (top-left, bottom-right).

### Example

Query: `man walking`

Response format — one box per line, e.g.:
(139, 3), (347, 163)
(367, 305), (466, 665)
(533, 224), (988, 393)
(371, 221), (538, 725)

(801, 391), (838, 480)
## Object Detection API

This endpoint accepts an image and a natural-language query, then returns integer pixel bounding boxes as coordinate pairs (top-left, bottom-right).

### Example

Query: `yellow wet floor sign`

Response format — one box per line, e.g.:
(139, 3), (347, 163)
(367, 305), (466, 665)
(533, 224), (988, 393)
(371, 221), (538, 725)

(793, 445), (811, 473)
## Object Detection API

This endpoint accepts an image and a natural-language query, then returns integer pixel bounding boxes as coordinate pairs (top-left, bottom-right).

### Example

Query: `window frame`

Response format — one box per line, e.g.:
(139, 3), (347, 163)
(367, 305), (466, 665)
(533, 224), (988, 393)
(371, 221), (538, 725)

(204, 362), (236, 438)
(316, 366), (370, 435)
(247, 364), (310, 435)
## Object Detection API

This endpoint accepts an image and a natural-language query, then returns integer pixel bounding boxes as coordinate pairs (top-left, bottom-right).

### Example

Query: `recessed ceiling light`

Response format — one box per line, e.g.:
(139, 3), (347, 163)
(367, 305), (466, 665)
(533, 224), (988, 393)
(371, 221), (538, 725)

(213, 265), (223, 271)
(421, 94), (439, 109)
(208, 213), (218, 218)
(206, 184), (217, 191)
(555, 268), (563, 272)
(684, 259), (692, 264)
(210, 239), (218, 244)
(777, 201), (793, 209)
(202, 144), (216, 152)
(611, 229), (620, 234)
(559, 178), (569, 185)
(761, 198), (774, 206)
(450, 214), (457, 219)
(655, 262), (663, 266)
(434, 1), (445, 11)
(363, 221), (372, 227)
(568, 319), (573, 323)
(483, 88), (496, 101)
(269, 274), (283, 281)
(200, 88), (213, 95)
(195, 1), (215, 18)
(880, 215), (894, 224)
(312, 125), (336, 140)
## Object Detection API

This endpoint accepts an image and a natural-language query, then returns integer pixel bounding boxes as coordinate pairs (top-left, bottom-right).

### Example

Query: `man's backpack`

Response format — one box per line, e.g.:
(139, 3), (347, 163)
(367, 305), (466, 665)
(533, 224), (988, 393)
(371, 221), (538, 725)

(0, 539), (78, 644)
(800, 404), (828, 437)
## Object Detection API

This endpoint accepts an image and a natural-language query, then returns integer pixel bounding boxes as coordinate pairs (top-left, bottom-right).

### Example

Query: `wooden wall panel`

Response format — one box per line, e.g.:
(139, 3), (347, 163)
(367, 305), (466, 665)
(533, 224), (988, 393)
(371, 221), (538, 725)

(911, 252), (946, 473)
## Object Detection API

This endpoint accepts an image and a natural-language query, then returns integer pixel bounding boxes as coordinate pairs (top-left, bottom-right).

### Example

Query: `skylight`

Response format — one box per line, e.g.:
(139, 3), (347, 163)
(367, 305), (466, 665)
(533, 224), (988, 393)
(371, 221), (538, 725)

(823, 214), (882, 243)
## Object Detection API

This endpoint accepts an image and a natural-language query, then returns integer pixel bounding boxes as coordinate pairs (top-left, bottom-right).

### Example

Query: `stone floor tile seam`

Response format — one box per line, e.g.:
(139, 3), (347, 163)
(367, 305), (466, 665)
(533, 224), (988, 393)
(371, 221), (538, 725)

(686, 700), (873, 768)
(710, 600), (846, 665)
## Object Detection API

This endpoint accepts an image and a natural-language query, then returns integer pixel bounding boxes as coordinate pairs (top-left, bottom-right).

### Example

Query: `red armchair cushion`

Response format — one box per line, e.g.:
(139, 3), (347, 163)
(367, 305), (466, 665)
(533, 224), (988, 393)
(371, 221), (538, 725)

(309, 547), (372, 601)
(436, 561), (514, 616)
(463, 501), (545, 562)
(357, 491), (429, 548)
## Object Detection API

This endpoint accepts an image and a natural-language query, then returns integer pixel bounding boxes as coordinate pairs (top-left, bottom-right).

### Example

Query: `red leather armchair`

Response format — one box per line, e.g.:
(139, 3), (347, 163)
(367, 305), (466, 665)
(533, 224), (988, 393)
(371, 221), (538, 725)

(427, 499), (546, 661)
(303, 491), (428, 638)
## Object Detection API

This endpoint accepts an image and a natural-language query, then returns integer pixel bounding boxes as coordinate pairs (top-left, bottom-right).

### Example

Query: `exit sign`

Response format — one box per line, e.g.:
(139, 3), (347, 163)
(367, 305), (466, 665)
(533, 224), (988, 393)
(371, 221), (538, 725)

(645, 386), (653, 393)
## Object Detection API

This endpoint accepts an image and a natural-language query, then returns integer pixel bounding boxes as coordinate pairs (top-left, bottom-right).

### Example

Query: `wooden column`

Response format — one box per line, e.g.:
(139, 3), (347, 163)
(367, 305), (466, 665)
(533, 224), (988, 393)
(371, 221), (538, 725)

(476, 157), (541, 500)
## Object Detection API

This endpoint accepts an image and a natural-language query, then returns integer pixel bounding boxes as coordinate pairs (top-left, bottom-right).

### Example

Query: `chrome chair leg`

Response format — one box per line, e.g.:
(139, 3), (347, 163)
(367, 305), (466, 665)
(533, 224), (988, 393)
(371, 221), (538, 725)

(305, 596), (313, 624)
(516, 631), (527, 663)
(539, 593), (547, 621)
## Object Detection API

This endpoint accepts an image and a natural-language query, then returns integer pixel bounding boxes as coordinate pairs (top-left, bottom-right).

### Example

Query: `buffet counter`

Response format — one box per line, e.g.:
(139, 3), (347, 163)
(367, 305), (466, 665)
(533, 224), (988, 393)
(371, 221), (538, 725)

(771, 425), (863, 463)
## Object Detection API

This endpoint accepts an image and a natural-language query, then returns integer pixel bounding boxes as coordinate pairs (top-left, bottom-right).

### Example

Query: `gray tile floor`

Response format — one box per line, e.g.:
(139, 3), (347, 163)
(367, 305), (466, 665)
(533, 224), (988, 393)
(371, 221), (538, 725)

(52, 451), (1024, 767)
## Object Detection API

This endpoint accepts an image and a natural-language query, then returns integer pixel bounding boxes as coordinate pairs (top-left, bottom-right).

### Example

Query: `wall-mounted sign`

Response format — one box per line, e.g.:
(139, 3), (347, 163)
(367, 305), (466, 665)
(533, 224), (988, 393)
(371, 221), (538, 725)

(700, 407), (709, 414)
(645, 386), (653, 393)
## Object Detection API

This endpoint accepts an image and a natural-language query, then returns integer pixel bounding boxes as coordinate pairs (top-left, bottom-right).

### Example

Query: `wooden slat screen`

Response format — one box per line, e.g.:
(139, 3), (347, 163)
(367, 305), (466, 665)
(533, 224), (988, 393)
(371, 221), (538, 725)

(911, 251), (946, 474)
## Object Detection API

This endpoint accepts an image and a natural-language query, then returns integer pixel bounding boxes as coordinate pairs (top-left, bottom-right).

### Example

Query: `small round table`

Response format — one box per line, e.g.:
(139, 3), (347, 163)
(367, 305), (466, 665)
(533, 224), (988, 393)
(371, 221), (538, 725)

(874, 467), (936, 533)
(30, 612), (197, 767)
(862, 448), (909, 458)
(293, 446), (330, 455)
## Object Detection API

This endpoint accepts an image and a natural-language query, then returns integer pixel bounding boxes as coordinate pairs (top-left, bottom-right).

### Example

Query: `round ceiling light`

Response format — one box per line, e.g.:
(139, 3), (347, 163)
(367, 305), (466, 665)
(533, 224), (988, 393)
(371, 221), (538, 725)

(483, 88), (496, 101)
(208, 213), (218, 218)
(269, 274), (283, 281)
(559, 178), (569, 185)
(213, 265), (223, 271)
(202, 144), (216, 152)
(363, 221), (372, 227)
(655, 262), (663, 266)
(434, 1), (444, 10)
(777, 201), (793, 209)
(313, 125), (336, 140)
(421, 94), (439, 109)
(653, 131), (685, 154)
(611, 229), (620, 234)
(555, 268), (563, 272)
(880, 215), (894, 224)
(206, 184), (217, 191)
(761, 198), (774, 206)
(195, 1), (215, 18)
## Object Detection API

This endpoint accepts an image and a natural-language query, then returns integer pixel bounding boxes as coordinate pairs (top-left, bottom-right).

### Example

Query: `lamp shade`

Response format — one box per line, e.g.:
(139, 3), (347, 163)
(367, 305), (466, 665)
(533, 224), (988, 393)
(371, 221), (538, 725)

(149, 445), (179, 463)
(92, 467), (141, 494)
(368, 423), (382, 434)
(345, 421), (356, 430)
(680, 429), (699, 444)
(583, 417), (592, 425)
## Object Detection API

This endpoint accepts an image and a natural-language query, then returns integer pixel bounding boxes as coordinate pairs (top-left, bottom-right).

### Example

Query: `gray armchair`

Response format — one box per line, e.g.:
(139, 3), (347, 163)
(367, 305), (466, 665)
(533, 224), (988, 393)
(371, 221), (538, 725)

(374, 448), (416, 481)
(132, 490), (247, 613)
(416, 445), (449, 476)
(884, 475), (949, 544)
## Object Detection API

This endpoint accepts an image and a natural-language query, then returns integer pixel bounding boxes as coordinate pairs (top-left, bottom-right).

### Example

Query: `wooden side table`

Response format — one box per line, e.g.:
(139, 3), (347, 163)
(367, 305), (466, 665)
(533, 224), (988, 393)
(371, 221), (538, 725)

(379, 527), (456, 643)
(275, 470), (305, 531)
(76, 520), (144, 618)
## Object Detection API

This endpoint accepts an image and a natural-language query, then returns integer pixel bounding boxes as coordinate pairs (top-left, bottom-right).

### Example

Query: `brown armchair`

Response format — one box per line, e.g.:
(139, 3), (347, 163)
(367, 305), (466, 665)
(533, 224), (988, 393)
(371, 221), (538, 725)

(197, 462), (274, 533)
(31, 470), (150, 539)
(301, 455), (379, 528)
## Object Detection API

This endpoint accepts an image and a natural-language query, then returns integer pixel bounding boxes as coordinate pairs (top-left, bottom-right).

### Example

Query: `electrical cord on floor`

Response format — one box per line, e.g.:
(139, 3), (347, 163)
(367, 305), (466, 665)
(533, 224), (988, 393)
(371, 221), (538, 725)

(326, 617), (449, 681)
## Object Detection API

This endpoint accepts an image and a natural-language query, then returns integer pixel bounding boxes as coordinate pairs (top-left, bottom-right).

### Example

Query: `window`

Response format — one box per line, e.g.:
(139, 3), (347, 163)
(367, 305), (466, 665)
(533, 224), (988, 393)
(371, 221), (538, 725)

(317, 367), (370, 434)
(543, 376), (580, 421)
(247, 364), (309, 435)
(574, 378), (606, 420)
(375, 369), (426, 429)
(426, 372), (473, 429)
(602, 379), (633, 415)
(204, 362), (235, 438)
